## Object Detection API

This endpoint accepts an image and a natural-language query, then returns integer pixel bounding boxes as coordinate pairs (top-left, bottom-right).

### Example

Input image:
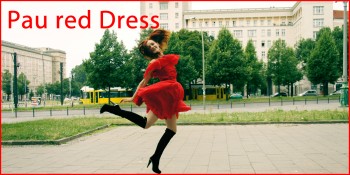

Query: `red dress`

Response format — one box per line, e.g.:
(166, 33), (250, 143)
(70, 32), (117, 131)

(133, 54), (191, 119)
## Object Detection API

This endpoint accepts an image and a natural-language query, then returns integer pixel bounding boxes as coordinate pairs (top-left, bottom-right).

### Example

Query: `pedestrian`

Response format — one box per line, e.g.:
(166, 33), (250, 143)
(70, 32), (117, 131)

(100, 29), (191, 174)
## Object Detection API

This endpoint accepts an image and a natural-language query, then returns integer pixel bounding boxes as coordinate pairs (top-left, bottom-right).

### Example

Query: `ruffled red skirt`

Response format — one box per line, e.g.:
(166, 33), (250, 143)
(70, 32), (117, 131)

(133, 80), (191, 119)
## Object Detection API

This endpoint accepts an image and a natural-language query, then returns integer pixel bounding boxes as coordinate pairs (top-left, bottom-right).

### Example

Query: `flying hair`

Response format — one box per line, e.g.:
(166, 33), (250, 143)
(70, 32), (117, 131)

(138, 29), (171, 59)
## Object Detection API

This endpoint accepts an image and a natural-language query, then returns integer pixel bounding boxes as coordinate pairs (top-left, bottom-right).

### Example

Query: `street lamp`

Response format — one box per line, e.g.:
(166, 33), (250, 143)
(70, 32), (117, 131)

(200, 19), (206, 110)
(340, 1), (348, 106)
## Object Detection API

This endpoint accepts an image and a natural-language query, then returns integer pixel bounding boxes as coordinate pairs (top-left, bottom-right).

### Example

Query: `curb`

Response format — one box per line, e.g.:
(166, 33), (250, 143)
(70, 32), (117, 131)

(2, 121), (348, 146)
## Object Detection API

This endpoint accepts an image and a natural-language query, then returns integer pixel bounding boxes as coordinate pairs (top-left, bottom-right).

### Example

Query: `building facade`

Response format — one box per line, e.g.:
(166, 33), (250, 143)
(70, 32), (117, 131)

(1, 40), (66, 100)
(141, 1), (345, 95)
(140, 1), (192, 31)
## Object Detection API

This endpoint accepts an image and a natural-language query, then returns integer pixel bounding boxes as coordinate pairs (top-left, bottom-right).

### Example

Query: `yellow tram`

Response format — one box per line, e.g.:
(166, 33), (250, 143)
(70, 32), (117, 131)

(80, 86), (133, 104)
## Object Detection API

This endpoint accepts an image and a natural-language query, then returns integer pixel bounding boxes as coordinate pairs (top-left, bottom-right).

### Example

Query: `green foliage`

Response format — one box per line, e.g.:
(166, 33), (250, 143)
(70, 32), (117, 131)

(268, 39), (301, 93)
(332, 26), (345, 73)
(71, 64), (88, 93)
(126, 28), (153, 89)
(295, 38), (316, 72)
(244, 40), (265, 97)
(83, 29), (130, 91)
(2, 69), (12, 101)
(166, 29), (199, 87)
(207, 28), (247, 96)
(307, 27), (340, 95)
(17, 72), (30, 100)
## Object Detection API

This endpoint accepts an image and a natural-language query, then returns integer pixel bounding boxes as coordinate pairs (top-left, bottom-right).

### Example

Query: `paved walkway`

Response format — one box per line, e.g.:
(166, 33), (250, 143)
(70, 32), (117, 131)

(2, 124), (348, 174)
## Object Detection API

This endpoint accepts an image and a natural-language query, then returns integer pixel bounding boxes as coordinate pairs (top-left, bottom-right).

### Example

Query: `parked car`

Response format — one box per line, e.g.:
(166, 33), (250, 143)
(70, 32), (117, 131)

(230, 93), (243, 99)
(271, 92), (288, 97)
(330, 90), (341, 96)
(298, 90), (317, 96)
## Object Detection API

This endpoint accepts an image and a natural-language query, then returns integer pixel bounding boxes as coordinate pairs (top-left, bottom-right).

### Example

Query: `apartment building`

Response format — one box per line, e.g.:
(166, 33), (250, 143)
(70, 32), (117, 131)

(140, 1), (192, 31)
(1, 40), (66, 100)
(141, 1), (345, 94)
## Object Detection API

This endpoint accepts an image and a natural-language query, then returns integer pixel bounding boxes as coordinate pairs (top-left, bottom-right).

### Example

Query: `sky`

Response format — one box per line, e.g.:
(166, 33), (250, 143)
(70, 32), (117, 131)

(1, 1), (347, 77)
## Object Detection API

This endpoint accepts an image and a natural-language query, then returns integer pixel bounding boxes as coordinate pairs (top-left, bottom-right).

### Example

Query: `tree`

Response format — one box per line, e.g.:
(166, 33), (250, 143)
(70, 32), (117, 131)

(295, 38), (316, 72)
(268, 39), (299, 94)
(332, 26), (346, 74)
(166, 29), (199, 99)
(127, 28), (153, 89)
(83, 29), (130, 103)
(207, 28), (247, 100)
(280, 47), (303, 96)
(36, 85), (45, 97)
(17, 72), (30, 100)
(244, 40), (265, 97)
(307, 27), (340, 96)
(2, 69), (12, 101)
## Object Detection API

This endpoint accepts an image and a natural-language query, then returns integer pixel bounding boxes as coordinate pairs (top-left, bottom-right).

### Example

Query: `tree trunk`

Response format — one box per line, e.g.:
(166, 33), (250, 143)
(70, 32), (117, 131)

(290, 83), (294, 97)
(246, 83), (250, 99)
(323, 81), (328, 96)
(108, 86), (111, 104)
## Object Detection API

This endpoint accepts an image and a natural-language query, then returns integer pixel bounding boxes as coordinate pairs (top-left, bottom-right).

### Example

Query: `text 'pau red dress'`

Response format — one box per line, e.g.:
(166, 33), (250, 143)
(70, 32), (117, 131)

(133, 54), (191, 119)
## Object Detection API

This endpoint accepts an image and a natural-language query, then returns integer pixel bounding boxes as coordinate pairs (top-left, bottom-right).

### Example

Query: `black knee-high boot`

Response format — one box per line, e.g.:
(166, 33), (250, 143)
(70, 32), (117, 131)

(100, 104), (147, 128)
(147, 128), (176, 174)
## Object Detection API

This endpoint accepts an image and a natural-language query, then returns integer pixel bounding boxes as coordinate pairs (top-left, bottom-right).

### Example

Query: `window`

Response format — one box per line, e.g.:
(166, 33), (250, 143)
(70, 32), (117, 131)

(313, 6), (324, 15)
(260, 20), (264, 26)
(205, 22), (208, 27)
(276, 29), (280, 37)
(267, 40), (271, 48)
(268, 20), (271, 26)
(267, 29), (271, 37)
(313, 19), (324, 27)
(240, 20), (244, 26)
(261, 29), (265, 37)
(212, 21), (216, 27)
(281, 29), (286, 36)
(175, 23), (179, 29)
(261, 40), (265, 47)
(160, 2), (168, 10)
(192, 22), (196, 28)
(219, 21), (223, 27)
(233, 30), (243, 38)
(175, 13), (179, 19)
(175, 2), (179, 8)
(253, 40), (257, 47)
(160, 23), (168, 30)
(232, 21), (236, 26)
(160, 13), (168, 20)
(248, 30), (256, 37)
(262, 51), (266, 59)
(199, 22), (202, 27)
(211, 31), (215, 37)
(247, 20), (250, 26)
(313, 31), (318, 40)
(253, 20), (257, 26)
(149, 3), (153, 9)
(225, 21), (229, 27)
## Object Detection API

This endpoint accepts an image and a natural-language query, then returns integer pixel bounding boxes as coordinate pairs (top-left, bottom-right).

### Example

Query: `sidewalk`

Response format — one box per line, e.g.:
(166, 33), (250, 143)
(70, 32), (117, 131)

(2, 124), (348, 174)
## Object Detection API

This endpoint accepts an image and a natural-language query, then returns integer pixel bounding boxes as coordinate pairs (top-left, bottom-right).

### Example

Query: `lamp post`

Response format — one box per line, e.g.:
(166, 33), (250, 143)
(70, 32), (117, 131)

(340, 1), (348, 107)
(200, 20), (206, 110)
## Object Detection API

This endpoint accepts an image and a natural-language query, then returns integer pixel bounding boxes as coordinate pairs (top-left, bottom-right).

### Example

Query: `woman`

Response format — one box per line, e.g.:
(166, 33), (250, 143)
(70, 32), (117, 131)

(100, 29), (191, 174)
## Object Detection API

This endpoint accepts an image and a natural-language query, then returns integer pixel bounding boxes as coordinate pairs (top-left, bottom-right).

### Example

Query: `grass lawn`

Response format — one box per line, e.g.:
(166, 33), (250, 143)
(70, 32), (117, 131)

(2, 109), (348, 141)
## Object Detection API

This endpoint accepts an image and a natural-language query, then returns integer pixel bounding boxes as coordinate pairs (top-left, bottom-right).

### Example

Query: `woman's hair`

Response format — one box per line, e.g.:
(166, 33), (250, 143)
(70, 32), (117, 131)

(138, 29), (171, 59)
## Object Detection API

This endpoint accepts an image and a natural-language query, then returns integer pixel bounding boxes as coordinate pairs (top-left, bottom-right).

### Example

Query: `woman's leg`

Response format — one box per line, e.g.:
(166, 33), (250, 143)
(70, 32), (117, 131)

(145, 110), (158, 129)
(164, 114), (177, 133)
(100, 104), (147, 128)
(148, 114), (177, 174)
